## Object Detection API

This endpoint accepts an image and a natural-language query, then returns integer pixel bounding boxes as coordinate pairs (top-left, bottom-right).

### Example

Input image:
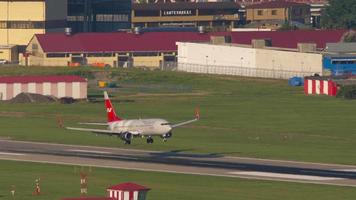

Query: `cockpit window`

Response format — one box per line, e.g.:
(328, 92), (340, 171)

(161, 123), (171, 125)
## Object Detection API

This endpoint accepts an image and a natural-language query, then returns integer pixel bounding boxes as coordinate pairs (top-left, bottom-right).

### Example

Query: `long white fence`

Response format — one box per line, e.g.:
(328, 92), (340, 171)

(177, 63), (319, 79)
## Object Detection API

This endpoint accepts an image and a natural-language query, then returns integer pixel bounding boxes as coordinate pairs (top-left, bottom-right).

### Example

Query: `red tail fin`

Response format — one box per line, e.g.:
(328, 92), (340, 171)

(104, 91), (122, 122)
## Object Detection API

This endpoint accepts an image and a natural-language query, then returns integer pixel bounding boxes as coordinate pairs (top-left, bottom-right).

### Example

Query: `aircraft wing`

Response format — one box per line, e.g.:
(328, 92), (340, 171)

(171, 108), (200, 128)
(171, 118), (198, 128)
(66, 127), (121, 136)
(78, 122), (108, 126)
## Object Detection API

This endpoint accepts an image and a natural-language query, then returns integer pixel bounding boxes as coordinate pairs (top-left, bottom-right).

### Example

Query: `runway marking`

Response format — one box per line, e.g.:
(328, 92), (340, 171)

(333, 169), (356, 172)
(229, 171), (344, 181)
(0, 156), (356, 188)
(67, 149), (111, 154)
(0, 152), (25, 156)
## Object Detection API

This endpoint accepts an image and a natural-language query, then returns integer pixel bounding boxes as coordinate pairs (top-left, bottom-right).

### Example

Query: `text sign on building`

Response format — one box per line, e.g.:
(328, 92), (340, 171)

(162, 10), (195, 16)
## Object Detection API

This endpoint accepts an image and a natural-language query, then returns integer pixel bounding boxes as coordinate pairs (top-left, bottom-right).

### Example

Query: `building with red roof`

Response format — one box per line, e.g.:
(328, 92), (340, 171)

(62, 182), (150, 200)
(107, 182), (150, 200)
(20, 30), (346, 68)
(0, 75), (87, 101)
(245, 0), (311, 29)
(23, 31), (212, 68)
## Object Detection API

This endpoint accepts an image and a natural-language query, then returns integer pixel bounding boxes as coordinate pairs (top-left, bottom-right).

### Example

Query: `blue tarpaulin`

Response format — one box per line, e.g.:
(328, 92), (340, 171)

(288, 77), (304, 86)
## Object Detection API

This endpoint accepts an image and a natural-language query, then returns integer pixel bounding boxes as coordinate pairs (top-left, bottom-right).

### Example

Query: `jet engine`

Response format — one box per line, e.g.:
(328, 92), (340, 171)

(121, 132), (132, 142)
(162, 132), (172, 139)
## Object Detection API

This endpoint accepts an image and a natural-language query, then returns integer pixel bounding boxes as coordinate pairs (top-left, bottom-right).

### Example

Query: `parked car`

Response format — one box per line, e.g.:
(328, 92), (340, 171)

(0, 59), (7, 65)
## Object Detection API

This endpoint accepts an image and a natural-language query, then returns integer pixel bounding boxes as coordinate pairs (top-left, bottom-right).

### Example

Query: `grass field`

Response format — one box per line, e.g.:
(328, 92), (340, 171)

(0, 160), (355, 200)
(1, 66), (356, 164)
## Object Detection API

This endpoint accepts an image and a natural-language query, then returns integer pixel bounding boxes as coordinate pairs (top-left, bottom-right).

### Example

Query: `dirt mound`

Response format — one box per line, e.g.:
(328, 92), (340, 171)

(59, 97), (76, 104)
(9, 93), (57, 103)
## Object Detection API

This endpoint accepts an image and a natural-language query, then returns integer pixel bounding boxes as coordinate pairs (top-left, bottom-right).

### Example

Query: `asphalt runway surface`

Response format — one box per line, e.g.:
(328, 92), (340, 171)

(1, 139), (356, 187)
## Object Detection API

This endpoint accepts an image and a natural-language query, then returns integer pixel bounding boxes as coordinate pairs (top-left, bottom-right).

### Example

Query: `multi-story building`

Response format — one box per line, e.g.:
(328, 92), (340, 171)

(0, 0), (67, 46)
(67, 0), (131, 32)
(245, 1), (311, 29)
(132, 2), (242, 31)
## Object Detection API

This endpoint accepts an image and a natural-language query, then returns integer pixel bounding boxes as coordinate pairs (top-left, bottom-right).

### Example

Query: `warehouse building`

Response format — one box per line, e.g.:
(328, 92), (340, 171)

(177, 41), (323, 79)
(20, 29), (347, 68)
(0, 0), (67, 46)
(132, 2), (242, 30)
(0, 75), (87, 101)
(21, 31), (212, 68)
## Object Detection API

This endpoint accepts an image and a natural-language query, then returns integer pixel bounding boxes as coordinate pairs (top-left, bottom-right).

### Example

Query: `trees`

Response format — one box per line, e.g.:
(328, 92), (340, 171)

(321, 0), (356, 29)
(340, 30), (356, 42)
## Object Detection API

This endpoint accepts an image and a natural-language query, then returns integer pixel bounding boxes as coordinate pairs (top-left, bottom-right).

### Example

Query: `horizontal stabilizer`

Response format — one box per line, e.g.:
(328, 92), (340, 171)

(78, 122), (108, 126)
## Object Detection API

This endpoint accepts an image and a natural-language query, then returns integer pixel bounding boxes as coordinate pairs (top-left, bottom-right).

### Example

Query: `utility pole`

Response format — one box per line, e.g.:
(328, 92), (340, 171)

(84, 0), (92, 32)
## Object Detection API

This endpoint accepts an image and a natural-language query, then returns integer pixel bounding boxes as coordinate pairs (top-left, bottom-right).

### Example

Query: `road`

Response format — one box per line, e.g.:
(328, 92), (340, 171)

(1, 139), (356, 187)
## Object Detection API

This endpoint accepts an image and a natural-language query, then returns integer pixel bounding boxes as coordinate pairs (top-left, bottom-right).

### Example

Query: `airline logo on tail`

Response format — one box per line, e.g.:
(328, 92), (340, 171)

(104, 91), (122, 122)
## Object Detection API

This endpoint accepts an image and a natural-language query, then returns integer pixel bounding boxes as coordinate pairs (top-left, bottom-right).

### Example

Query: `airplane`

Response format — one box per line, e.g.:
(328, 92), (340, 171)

(66, 91), (200, 144)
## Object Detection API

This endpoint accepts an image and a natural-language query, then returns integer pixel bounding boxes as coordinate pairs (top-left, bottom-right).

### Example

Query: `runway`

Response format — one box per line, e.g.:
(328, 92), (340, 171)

(1, 139), (356, 187)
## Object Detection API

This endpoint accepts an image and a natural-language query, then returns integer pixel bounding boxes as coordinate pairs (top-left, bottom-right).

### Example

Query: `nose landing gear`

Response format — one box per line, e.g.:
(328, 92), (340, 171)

(146, 137), (154, 144)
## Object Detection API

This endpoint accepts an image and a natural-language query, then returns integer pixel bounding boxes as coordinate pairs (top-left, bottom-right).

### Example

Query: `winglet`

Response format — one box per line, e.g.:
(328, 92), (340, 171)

(104, 91), (109, 100)
(195, 107), (200, 120)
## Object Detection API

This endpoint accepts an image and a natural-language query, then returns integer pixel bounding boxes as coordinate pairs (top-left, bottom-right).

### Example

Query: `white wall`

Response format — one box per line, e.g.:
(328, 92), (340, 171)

(178, 42), (257, 67)
(177, 42), (323, 79)
(255, 48), (323, 72)
(0, 83), (6, 100)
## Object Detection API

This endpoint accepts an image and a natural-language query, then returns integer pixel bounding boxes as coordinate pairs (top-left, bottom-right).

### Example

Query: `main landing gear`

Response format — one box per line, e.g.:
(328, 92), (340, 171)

(146, 137), (154, 144)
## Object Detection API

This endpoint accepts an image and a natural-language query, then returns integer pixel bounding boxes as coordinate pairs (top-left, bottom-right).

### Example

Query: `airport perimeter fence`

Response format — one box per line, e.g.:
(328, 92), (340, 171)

(174, 63), (319, 79)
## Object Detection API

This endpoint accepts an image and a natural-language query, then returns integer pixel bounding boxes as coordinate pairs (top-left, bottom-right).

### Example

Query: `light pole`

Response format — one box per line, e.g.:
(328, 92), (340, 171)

(240, 57), (244, 76)
(205, 55), (208, 74)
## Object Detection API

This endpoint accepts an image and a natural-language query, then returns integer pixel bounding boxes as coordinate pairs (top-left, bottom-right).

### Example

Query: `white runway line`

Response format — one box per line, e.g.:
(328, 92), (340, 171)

(67, 149), (111, 154)
(0, 152), (25, 156)
(229, 171), (344, 181)
(333, 169), (356, 172)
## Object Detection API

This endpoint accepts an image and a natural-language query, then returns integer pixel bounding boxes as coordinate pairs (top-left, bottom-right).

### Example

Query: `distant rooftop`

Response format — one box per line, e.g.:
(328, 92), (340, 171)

(108, 182), (150, 191)
(133, 2), (241, 10)
(246, 0), (309, 8)
(0, 75), (87, 84)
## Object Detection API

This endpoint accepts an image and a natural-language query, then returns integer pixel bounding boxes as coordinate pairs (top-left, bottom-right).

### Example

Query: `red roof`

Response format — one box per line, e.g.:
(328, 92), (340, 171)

(238, 0), (327, 6)
(34, 30), (346, 53)
(0, 75), (87, 84)
(230, 29), (346, 49)
(62, 198), (114, 200)
(107, 182), (150, 191)
(246, 0), (309, 8)
(36, 32), (211, 53)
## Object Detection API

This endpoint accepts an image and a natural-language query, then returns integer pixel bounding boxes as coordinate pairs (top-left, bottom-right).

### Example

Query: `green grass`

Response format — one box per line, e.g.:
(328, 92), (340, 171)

(0, 160), (355, 200)
(1, 66), (356, 164)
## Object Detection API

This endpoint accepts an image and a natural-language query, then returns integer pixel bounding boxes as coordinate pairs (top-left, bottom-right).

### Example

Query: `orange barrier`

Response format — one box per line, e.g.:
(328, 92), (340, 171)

(68, 62), (80, 67)
(91, 62), (106, 68)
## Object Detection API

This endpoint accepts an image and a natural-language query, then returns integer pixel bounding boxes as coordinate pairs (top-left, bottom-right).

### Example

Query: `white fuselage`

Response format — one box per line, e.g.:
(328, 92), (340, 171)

(108, 118), (172, 136)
